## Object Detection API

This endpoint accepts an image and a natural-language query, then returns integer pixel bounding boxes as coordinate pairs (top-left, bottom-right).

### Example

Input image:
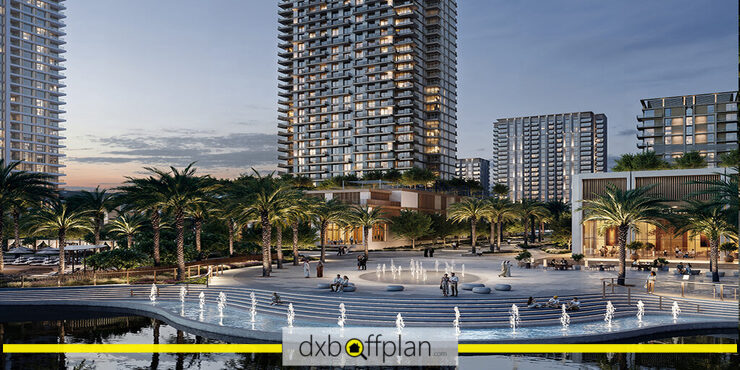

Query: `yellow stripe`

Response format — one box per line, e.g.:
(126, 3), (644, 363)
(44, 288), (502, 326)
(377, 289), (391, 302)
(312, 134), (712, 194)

(2, 343), (736, 353)
(457, 344), (738, 353)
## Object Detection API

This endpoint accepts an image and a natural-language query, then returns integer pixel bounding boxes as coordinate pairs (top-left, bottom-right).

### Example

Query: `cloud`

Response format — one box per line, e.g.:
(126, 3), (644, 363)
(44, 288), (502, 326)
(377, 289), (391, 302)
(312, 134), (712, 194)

(67, 132), (279, 171)
(614, 128), (637, 137)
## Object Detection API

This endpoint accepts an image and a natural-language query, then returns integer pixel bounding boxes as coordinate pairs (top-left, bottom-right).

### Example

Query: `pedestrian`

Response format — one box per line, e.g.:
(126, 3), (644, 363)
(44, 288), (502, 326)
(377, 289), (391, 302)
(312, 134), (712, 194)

(361, 255), (367, 270)
(424, 248), (429, 257)
(646, 271), (656, 293)
(449, 272), (459, 296)
(357, 255), (363, 270)
(316, 260), (324, 278)
(440, 273), (450, 297)
(430, 248), (435, 257)
(505, 261), (512, 277)
(303, 258), (310, 278)
(498, 260), (507, 277)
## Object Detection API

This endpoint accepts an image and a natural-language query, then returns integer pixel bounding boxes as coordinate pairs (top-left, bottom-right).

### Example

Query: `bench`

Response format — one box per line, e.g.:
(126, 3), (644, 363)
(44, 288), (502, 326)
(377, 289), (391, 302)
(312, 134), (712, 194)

(386, 285), (404, 292)
(461, 283), (485, 290)
(494, 284), (511, 291)
(472, 287), (491, 294)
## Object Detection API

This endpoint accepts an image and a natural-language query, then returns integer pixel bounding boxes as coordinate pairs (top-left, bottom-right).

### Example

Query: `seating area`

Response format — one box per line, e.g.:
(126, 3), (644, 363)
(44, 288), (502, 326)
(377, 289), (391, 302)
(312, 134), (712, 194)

(460, 283), (485, 290)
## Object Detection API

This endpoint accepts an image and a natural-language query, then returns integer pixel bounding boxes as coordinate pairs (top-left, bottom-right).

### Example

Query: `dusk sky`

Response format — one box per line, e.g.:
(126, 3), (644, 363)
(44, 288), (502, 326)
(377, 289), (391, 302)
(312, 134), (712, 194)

(63, 0), (737, 189)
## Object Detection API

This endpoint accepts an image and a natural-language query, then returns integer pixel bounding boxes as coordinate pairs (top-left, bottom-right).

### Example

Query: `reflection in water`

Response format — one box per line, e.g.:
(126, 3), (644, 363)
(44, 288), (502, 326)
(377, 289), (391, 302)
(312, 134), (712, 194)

(0, 313), (736, 369)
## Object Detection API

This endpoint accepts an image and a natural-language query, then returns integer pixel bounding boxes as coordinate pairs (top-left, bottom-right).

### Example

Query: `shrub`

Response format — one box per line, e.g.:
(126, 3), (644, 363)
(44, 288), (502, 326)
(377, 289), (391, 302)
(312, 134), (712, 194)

(86, 249), (151, 270)
(720, 242), (738, 255)
(626, 241), (644, 252)
(652, 258), (669, 267)
(515, 250), (532, 261)
(571, 253), (584, 262)
(645, 242), (655, 250)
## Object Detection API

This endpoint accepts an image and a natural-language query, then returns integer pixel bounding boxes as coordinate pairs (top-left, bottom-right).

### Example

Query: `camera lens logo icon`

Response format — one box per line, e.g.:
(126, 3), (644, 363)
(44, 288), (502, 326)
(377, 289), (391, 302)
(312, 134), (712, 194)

(345, 338), (367, 359)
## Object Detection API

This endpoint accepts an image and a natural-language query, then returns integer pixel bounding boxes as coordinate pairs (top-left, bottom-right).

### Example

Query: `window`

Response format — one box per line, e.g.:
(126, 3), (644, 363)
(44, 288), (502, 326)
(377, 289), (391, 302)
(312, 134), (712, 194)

(665, 108), (671, 116)
(372, 223), (386, 242)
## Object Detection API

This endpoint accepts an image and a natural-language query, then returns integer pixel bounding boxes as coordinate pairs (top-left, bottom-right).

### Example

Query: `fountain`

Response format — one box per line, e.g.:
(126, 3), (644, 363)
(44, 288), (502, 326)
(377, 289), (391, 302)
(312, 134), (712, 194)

(671, 301), (681, 323)
(398, 266), (402, 275)
(410, 260), (415, 275)
(451, 259), (456, 272)
(217, 292), (227, 316)
(461, 264), (465, 278)
(604, 301), (615, 328)
(636, 300), (645, 325)
(149, 284), (157, 303)
(435, 260), (439, 272)
(179, 286), (187, 304)
(453, 306), (461, 336)
(422, 269), (427, 282)
(376, 264), (381, 278)
(395, 313), (405, 334)
(560, 304), (570, 331)
(382, 263), (386, 274)
(390, 259), (395, 272)
(338, 303), (346, 328)
(287, 303), (295, 328)
(198, 291), (205, 321)
(509, 304), (520, 333)
(248, 291), (257, 323)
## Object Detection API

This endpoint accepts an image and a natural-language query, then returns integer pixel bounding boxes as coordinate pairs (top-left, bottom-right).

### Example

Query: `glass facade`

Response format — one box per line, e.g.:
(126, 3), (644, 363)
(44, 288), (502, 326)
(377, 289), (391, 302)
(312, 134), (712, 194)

(492, 112), (607, 202)
(277, 0), (458, 181)
(582, 220), (708, 259)
(637, 92), (739, 165)
(1, 0), (66, 185)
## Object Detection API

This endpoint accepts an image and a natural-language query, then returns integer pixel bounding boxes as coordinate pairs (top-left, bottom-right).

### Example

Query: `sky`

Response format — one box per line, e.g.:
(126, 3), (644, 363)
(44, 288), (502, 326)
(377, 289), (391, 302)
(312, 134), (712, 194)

(62, 0), (737, 189)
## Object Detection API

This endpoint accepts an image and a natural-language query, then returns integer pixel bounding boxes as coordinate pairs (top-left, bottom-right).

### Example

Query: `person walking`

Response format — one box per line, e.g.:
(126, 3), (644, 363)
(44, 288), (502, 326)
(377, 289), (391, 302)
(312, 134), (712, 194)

(646, 271), (656, 293)
(440, 273), (450, 297)
(357, 255), (363, 270)
(449, 272), (459, 297)
(498, 260), (507, 277)
(505, 261), (512, 277)
(303, 258), (310, 278)
(360, 255), (367, 270)
(316, 260), (324, 278)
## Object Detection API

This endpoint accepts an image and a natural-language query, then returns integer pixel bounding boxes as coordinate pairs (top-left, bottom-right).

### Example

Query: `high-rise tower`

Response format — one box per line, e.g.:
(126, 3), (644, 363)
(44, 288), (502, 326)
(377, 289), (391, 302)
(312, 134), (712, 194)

(1, 0), (66, 185)
(277, 0), (458, 181)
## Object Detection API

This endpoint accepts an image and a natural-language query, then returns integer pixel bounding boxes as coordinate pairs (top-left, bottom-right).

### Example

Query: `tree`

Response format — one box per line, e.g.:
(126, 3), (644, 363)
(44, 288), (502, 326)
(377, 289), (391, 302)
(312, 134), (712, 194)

(400, 167), (437, 187)
(674, 151), (707, 169)
(612, 151), (671, 172)
(311, 198), (346, 263)
(117, 177), (169, 265)
(244, 170), (296, 276)
(390, 210), (431, 249)
(186, 202), (211, 254)
(69, 186), (116, 245)
(106, 213), (146, 249)
(486, 198), (515, 251)
(718, 149), (739, 167)
(515, 199), (547, 247)
(284, 197), (314, 266)
(492, 183), (510, 198)
(671, 201), (737, 282)
(688, 169), (739, 228)
(29, 201), (93, 276)
(447, 198), (492, 254)
(347, 205), (389, 258)
(580, 184), (667, 285)
(142, 164), (216, 280)
(0, 159), (55, 273)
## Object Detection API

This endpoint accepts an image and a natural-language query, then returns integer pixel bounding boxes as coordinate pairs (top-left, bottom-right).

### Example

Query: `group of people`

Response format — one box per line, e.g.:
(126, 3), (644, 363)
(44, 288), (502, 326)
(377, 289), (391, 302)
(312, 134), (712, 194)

(336, 245), (348, 255)
(331, 274), (351, 292)
(439, 272), (460, 297)
(675, 262), (694, 275)
(550, 258), (571, 270)
(498, 260), (512, 277)
(356, 254), (368, 270)
(527, 296), (580, 311)
(302, 258), (324, 278)
(423, 247), (436, 257)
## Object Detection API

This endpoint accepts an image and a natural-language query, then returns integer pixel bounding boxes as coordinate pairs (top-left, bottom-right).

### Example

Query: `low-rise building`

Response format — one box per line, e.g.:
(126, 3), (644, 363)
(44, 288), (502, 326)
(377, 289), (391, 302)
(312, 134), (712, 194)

(455, 158), (491, 195)
(307, 188), (461, 249)
(571, 168), (736, 261)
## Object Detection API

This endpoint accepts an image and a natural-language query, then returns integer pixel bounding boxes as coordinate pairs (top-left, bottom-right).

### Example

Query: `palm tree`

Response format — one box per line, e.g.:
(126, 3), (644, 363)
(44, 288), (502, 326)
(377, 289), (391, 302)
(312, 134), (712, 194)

(311, 198), (347, 263)
(671, 201), (737, 282)
(69, 186), (116, 245)
(0, 159), (55, 272)
(347, 205), (388, 258)
(244, 170), (295, 276)
(492, 183), (510, 199)
(580, 184), (667, 285)
(447, 198), (492, 255)
(186, 202), (211, 254)
(106, 213), (146, 249)
(689, 168), (739, 228)
(486, 197), (515, 251)
(117, 177), (169, 265)
(284, 197), (314, 266)
(29, 202), (93, 276)
(516, 199), (547, 248)
(142, 164), (216, 280)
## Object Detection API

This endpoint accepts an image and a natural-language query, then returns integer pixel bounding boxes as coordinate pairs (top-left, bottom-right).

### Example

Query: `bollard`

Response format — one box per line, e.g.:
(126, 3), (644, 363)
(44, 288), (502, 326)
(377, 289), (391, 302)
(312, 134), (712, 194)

(21, 276), (25, 288)
(659, 296), (662, 310)
(130, 289), (134, 297)
(153, 271), (157, 284)
(720, 284), (724, 301)
(681, 282), (685, 297)
(173, 268), (177, 280)
(602, 281), (606, 298)
(627, 288), (631, 305)
(611, 278), (614, 293)
(697, 304), (700, 313)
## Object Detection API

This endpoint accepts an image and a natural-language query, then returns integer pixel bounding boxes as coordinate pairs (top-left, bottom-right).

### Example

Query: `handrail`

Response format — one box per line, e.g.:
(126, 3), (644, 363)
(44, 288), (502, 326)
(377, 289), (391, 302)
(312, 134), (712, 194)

(600, 277), (738, 302)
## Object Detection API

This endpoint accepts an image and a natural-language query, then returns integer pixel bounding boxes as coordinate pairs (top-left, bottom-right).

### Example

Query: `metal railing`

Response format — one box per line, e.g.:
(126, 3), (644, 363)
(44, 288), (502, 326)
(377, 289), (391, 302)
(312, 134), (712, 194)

(601, 277), (738, 302)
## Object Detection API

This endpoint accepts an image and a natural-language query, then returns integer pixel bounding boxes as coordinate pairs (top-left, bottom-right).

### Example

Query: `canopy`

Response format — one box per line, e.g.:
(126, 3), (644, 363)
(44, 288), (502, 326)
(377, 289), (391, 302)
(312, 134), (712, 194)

(36, 247), (60, 255)
(5, 246), (34, 254)
(64, 245), (110, 252)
